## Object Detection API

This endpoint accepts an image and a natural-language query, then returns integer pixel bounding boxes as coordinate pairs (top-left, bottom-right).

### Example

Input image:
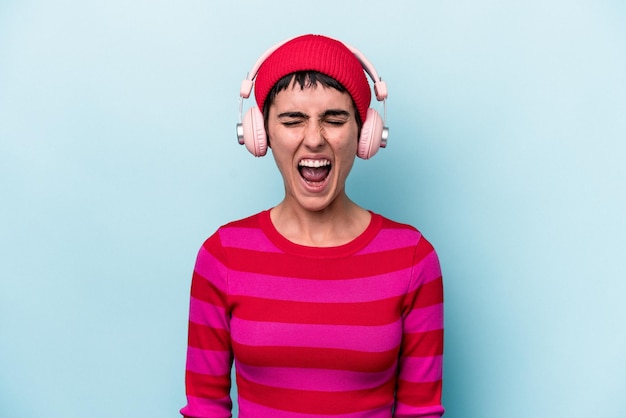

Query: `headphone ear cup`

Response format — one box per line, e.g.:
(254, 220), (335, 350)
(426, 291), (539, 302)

(357, 108), (384, 159)
(242, 107), (268, 157)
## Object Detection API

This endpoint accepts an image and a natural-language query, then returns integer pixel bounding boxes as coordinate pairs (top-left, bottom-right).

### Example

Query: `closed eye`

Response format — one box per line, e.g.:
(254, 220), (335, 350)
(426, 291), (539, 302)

(321, 109), (350, 126)
(281, 119), (304, 127)
(278, 111), (307, 127)
(324, 119), (347, 126)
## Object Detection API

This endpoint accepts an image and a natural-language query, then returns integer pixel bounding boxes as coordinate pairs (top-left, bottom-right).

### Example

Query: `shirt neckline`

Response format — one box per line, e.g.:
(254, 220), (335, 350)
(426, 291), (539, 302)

(258, 209), (382, 258)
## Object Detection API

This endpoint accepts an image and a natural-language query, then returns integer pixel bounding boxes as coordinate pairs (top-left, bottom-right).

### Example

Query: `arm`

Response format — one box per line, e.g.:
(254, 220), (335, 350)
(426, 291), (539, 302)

(394, 236), (445, 418)
(180, 235), (234, 418)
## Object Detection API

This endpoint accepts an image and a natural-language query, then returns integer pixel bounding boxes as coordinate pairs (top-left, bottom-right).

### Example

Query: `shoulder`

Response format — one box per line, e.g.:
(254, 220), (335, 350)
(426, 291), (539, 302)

(220, 210), (267, 230)
(199, 210), (269, 251)
(374, 213), (433, 245)
(205, 210), (268, 240)
(368, 213), (439, 265)
(373, 215), (443, 285)
(377, 213), (419, 233)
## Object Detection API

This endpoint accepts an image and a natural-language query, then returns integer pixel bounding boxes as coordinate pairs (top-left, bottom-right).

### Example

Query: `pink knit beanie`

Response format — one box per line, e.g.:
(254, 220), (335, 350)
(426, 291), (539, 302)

(254, 34), (372, 123)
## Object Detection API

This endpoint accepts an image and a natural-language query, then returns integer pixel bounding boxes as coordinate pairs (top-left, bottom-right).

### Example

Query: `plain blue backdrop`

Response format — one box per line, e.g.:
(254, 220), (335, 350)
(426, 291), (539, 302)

(1, 1), (625, 417)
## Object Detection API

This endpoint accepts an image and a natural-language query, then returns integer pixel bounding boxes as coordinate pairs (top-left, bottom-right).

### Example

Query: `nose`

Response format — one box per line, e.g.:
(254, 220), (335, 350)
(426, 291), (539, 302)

(302, 120), (325, 149)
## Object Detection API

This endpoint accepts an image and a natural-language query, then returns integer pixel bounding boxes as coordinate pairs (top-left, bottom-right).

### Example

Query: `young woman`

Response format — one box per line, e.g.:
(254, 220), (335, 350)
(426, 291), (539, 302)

(181, 34), (444, 418)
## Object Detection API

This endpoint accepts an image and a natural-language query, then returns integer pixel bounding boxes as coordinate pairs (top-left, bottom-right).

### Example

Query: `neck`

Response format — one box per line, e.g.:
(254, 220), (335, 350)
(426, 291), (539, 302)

(270, 198), (371, 247)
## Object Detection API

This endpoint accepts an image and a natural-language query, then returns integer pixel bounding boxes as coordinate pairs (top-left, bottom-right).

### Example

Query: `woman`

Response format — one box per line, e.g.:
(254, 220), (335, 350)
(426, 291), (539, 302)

(181, 34), (444, 418)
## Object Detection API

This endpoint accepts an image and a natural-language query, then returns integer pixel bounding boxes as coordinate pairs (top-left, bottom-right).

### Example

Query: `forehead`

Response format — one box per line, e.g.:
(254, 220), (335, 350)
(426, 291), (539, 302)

(270, 82), (354, 112)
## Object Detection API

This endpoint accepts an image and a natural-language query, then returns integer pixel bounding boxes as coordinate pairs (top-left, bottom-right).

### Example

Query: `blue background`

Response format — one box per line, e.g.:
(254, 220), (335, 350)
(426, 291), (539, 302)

(1, 1), (625, 417)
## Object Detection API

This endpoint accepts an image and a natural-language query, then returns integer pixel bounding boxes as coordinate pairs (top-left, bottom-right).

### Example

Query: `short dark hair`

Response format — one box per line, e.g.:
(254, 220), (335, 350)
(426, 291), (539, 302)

(262, 70), (363, 137)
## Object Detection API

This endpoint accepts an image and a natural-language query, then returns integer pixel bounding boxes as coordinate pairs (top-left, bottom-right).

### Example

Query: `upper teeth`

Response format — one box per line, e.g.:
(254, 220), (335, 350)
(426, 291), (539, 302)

(299, 159), (330, 168)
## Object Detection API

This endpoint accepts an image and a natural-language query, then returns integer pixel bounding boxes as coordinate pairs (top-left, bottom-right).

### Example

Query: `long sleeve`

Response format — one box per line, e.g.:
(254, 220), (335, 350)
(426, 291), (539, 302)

(394, 236), (445, 418)
(180, 234), (234, 418)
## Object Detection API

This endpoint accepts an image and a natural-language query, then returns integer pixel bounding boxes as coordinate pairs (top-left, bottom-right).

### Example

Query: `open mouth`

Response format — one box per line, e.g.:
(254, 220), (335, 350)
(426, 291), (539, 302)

(298, 158), (332, 184)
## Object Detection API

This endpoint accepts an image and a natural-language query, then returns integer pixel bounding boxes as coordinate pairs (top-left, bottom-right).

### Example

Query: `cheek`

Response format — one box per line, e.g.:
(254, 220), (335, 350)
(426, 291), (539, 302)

(337, 134), (359, 156)
(270, 146), (297, 180)
(335, 143), (358, 176)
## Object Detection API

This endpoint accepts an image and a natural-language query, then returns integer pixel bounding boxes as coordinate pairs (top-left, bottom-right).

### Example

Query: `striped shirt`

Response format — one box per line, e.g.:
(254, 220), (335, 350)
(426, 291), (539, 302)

(181, 210), (444, 417)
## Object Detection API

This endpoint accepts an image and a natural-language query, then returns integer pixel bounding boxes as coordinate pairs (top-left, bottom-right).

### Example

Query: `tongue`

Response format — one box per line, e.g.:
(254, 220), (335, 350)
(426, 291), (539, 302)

(300, 166), (330, 183)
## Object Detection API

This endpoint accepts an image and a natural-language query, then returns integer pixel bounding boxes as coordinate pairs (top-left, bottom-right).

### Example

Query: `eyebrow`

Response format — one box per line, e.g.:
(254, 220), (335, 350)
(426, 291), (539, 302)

(277, 109), (351, 119)
(278, 111), (308, 119)
(322, 109), (351, 118)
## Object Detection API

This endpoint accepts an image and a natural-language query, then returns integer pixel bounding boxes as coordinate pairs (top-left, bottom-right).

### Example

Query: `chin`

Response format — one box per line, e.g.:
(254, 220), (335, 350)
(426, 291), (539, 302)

(295, 197), (334, 213)
(296, 189), (345, 213)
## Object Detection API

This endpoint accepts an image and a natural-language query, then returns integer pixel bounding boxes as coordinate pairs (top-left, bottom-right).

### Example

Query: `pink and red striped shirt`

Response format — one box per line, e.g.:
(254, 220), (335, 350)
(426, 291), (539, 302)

(181, 210), (444, 417)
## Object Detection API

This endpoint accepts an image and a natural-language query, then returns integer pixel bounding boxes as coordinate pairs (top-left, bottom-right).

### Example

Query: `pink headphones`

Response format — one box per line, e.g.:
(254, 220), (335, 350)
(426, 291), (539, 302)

(236, 37), (389, 159)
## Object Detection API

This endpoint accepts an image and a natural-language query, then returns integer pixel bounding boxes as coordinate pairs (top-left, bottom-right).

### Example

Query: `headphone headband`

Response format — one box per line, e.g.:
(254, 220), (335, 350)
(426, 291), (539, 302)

(239, 37), (388, 102)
